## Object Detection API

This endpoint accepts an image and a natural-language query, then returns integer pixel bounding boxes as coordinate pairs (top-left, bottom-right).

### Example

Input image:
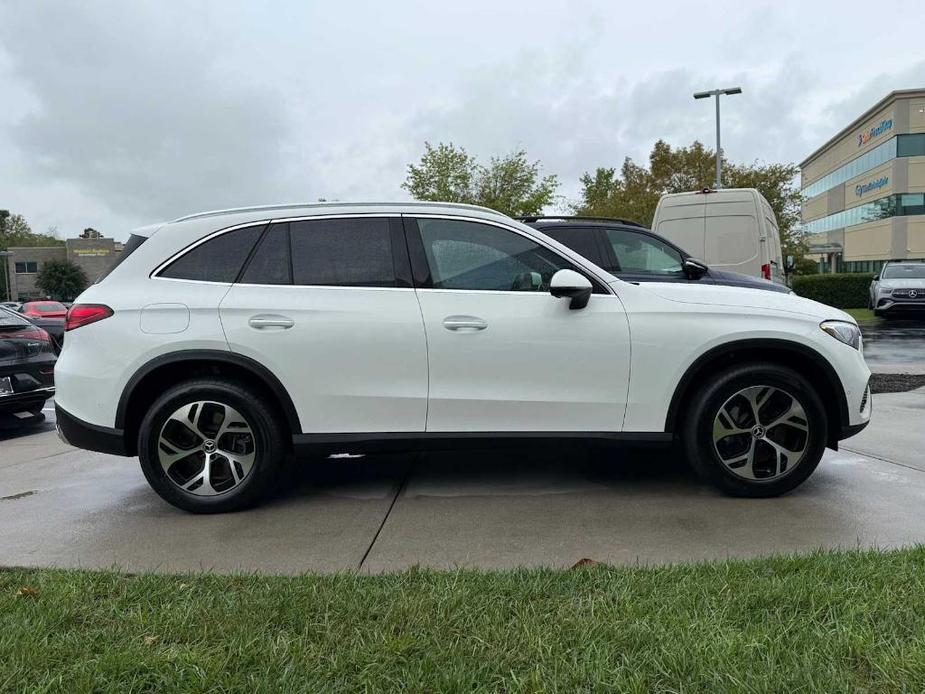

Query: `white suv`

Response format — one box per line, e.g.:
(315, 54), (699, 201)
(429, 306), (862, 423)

(55, 202), (871, 513)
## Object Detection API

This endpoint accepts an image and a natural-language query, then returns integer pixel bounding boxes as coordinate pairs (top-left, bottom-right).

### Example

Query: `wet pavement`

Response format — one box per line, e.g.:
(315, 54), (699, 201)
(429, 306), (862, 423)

(859, 316), (925, 374)
(1, 390), (924, 574)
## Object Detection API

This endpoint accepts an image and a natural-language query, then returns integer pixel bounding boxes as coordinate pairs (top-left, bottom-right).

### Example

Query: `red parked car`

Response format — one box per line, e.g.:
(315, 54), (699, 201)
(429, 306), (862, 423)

(20, 301), (68, 318)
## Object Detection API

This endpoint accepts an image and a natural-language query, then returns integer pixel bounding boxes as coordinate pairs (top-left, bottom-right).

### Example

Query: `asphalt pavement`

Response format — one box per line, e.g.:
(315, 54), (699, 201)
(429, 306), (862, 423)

(2, 390), (924, 574)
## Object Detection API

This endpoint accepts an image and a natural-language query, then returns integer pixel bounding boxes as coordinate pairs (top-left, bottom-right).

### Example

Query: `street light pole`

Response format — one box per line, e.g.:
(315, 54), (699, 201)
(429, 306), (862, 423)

(693, 86), (742, 188)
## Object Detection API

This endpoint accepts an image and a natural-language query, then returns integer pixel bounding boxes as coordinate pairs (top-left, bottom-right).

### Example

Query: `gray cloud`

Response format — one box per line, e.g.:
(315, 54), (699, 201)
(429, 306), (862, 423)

(1, 1), (922, 238)
(1, 3), (296, 223)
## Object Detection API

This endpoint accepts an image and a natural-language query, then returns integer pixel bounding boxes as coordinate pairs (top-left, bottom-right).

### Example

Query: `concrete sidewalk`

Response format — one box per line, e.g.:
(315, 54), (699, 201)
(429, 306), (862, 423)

(1, 390), (924, 574)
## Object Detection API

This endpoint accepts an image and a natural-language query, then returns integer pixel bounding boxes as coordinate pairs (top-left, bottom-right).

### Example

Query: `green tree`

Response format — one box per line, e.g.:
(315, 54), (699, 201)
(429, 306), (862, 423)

(403, 142), (558, 217)
(576, 140), (805, 259)
(35, 260), (88, 302)
(0, 212), (64, 249)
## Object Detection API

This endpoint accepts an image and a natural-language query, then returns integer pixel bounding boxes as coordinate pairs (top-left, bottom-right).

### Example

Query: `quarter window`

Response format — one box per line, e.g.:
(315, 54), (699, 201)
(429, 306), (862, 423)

(605, 229), (683, 274)
(289, 218), (396, 287)
(539, 226), (603, 267)
(415, 219), (575, 292)
(159, 225), (265, 282)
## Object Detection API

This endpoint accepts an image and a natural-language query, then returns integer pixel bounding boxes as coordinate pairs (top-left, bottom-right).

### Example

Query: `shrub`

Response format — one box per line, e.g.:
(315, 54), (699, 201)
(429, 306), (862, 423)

(791, 273), (874, 309)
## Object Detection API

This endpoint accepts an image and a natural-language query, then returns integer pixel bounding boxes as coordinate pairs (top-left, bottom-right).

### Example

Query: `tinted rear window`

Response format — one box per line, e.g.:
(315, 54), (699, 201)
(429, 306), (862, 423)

(29, 302), (67, 314)
(239, 223), (291, 285)
(289, 218), (395, 287)
(96, 233), (148, 283)
(160, 225), (265, 282)
(0, 307), (30, 328)
(539, 226), (602, 266)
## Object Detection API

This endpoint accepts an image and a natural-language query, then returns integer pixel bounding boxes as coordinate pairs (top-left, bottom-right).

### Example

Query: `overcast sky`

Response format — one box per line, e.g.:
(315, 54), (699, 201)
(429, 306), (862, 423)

(1, 1), (923, 240)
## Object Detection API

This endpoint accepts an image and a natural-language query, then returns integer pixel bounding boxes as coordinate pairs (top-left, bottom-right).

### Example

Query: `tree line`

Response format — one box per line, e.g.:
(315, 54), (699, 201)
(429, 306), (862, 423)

(402, 139), (807, 264)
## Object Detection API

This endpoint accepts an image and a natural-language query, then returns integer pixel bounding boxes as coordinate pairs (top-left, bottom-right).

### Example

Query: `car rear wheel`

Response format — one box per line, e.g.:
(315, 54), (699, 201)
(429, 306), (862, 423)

(138, 378), (287, 513)
(681, 363), (827, 497)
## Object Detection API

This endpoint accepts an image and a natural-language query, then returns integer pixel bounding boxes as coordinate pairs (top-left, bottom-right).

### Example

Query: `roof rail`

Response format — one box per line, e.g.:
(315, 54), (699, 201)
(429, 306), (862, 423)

(518, 215), (646, 228)
(172, 200), (508, 223)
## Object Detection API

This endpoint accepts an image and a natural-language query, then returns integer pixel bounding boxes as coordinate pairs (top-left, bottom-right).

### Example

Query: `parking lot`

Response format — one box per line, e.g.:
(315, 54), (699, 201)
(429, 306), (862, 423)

(860, 318), (925, 374)
(1, 380), (923, 575)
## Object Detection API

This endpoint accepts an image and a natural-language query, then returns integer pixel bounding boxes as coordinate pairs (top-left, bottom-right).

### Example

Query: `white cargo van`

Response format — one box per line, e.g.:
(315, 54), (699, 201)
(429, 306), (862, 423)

(651, 188), (786, 284)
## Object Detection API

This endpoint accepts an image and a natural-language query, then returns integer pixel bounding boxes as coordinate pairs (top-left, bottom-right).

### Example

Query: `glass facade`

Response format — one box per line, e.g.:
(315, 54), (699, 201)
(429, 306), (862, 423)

(803, 192), (925, 234)
(802, 134), (925, 199)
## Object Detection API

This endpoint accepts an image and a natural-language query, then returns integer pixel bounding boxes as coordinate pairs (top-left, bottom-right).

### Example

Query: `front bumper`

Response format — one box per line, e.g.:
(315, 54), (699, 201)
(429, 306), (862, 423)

(55, 403), (130, 456)
(875, 297), (925, 313)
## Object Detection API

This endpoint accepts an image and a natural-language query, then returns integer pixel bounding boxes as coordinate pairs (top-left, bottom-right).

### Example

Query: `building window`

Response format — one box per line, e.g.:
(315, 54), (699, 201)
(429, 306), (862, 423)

(896, 133), (925, 157)
(14, 261), (38, 274)
(803, 134), (925, 200)
(803, 193), (925, 234)
(802, 137), (896, 199)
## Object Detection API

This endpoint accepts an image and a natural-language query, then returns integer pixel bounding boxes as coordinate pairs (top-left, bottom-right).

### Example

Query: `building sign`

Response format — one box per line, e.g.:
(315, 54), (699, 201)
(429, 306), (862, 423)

(855, 175), (889, 197)
(857, 119), (892, 147)
(71, 248), (111, 257)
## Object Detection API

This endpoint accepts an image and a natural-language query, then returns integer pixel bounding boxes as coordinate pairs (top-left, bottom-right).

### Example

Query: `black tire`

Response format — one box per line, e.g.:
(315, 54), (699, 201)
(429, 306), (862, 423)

(137, 378), (287, 513)
(681, 362), (827, 498)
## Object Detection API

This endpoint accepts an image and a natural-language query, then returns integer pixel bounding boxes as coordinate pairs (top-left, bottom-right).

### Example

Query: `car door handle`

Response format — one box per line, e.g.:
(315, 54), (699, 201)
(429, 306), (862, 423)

(443, 315), (487, 331)
(248, 315), (294, 330)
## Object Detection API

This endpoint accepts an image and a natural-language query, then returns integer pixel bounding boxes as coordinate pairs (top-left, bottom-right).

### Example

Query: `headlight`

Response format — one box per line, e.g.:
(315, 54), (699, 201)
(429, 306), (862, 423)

(820, 320), (861, 350)
(879, 287), (893, 295)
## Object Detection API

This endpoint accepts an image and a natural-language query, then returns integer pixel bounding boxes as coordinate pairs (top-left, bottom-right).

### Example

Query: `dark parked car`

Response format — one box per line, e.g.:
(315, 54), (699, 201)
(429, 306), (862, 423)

(0, 307), (56, 424)
(17, 301), (65, 353)
(521, 216), (792, 293)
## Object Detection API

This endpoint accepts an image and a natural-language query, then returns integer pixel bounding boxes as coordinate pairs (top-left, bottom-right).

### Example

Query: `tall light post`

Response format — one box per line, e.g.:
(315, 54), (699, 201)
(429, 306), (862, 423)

(693, 87), (742, 188)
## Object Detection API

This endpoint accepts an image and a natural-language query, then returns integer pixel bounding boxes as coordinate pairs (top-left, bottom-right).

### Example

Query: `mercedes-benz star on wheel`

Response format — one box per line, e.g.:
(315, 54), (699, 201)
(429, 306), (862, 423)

(55, 203), (872, 513)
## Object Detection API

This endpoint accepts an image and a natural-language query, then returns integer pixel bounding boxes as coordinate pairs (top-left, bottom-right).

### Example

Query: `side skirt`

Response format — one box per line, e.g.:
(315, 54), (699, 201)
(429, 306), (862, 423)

(292, 431), (674, 457)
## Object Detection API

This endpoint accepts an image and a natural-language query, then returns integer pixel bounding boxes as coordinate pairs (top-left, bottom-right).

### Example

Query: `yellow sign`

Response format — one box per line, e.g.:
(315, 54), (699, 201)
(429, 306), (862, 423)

(72, 248), (110, 257)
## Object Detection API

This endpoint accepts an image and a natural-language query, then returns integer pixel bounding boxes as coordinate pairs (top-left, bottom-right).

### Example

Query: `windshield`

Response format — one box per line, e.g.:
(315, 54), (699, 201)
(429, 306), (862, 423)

(883, 264), (925, 280)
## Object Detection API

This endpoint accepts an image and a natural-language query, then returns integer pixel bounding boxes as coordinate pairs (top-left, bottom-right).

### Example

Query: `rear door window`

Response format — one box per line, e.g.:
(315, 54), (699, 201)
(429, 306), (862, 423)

(159, 225), (265, 282)
(289, 218), (397, 287)
(239, 223), (291, 285)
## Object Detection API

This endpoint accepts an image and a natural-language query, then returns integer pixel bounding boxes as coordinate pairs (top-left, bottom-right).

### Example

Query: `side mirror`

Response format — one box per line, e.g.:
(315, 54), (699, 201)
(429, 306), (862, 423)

(682, 258), (709, 280)
(873, 275), (880, 281)
(786, 255), (795, 271)
(550, 269), (592, 310)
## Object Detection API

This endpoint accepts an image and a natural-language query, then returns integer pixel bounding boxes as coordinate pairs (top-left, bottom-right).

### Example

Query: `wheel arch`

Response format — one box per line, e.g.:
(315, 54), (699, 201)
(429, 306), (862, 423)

(116, 350), (301, 456)
(665, 339), (848, 448)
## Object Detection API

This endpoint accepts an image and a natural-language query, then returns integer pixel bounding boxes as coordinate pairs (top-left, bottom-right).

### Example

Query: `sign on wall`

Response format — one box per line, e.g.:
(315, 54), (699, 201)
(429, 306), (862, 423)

(857, 119), (892, 147)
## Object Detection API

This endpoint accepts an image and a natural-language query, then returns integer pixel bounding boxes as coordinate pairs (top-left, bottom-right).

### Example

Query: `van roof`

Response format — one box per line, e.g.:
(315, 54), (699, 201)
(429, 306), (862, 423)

(658, 188), (762, 203)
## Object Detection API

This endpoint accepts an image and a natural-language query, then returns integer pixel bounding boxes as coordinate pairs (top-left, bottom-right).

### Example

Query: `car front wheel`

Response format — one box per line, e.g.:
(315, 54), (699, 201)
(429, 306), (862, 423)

(681, 363), (827, 497)
(137, 378), (287, 513)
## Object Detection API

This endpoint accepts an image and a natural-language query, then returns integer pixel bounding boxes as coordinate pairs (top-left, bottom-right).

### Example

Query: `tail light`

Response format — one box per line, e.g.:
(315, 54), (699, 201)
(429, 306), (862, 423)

(761, 263), (771, 280)
(66, 304), (113, 331)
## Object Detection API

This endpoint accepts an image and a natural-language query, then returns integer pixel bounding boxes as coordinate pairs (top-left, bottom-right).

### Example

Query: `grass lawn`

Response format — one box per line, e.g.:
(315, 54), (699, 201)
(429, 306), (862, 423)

(845, 307), (875, 322)
(4, 548), (925, 692)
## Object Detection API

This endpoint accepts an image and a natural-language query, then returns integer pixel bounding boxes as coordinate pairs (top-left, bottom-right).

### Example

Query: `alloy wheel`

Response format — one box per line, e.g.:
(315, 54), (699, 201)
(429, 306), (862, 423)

(157, 401), (256, 496)
(711, 385), (810, 481)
